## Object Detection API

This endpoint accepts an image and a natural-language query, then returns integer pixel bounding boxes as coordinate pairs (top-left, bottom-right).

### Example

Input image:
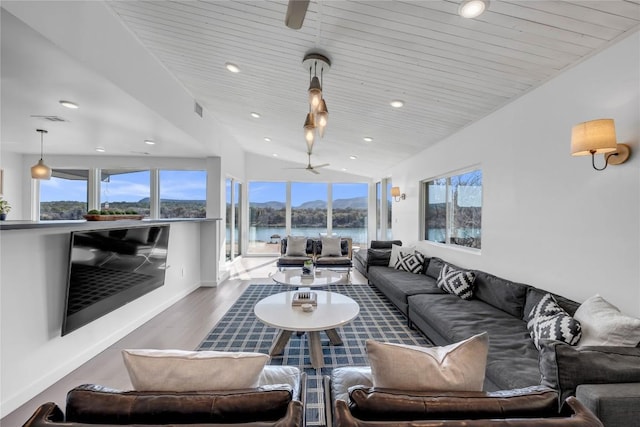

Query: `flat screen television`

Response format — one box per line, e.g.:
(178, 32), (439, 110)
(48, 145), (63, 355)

(62, 224), (170, 336)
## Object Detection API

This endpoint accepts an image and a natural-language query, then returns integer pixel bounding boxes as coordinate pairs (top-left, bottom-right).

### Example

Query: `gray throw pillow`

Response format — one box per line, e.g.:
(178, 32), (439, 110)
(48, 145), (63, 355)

(285, 236), (308, 256)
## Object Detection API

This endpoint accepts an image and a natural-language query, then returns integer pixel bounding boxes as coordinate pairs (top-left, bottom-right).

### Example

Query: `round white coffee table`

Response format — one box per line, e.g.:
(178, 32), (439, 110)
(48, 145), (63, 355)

(254, 291), (360, 368)
(271, 269), (344, 288)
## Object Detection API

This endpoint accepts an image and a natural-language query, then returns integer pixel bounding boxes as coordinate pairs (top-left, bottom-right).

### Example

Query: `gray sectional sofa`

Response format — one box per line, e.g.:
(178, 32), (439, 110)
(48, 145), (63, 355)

(354, 241), (640, 427)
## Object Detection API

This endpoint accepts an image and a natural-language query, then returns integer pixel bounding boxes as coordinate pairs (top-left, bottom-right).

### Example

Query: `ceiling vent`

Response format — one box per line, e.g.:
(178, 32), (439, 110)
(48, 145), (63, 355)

(31, 115), (67, 122)
(194, 101), (203, 118)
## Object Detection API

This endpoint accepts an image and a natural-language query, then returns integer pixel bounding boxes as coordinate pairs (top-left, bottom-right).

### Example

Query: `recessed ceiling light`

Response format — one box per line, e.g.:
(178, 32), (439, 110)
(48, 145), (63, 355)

(342, 168), (347, 171)
(349, 155), (358, 160)
(264, 137), (271, 142)
(225, 62), (240, 73)
(458, 0), (489, 18)
(272, 153), (278, 157)
(144, 139), (156, 145)
(390, 100), (404, 108)
(363, 137), (373, 142)
(95, 147), (105, 153)
(59, 100), (79, 109)
(251, 112), (261, 118)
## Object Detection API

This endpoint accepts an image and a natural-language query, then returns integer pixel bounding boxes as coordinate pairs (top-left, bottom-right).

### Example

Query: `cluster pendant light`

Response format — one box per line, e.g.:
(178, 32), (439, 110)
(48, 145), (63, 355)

(31, 129), (52, 180)
(302, 53), (331, 150)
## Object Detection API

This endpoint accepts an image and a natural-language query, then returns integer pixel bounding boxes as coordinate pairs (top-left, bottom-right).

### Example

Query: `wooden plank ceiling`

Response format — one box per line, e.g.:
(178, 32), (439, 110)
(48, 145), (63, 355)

(108, 0), (640, 176)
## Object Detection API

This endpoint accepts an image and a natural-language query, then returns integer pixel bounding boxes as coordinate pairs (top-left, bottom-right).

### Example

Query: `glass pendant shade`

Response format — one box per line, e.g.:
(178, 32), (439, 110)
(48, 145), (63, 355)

(31, 159), (52, 180)
(32, 129), (52, 180)
(304, 112), (316, 145)
(308, 76), (323, 113)
(316, 99), (328, 138)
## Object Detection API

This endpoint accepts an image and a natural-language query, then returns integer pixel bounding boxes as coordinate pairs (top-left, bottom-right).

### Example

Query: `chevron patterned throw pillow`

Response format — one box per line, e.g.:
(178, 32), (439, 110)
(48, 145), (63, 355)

(437, 263), (476, 300)
(527, 293), (582, 350)
(394, 251), (426, 274)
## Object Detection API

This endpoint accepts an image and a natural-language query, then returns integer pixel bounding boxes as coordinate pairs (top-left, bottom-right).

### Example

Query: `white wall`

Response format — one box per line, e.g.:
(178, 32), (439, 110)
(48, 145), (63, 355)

(0, 221), (206, 415)
(390, 32), (640, 317)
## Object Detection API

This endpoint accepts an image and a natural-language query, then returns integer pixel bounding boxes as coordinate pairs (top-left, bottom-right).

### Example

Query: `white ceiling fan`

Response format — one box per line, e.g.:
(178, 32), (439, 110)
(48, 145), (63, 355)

(285, 0), (309, 30)
(284, 152), (330, 174)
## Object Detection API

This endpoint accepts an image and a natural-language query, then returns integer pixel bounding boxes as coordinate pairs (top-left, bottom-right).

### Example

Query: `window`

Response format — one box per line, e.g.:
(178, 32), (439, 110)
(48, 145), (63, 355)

(386, 180), (393, 240)
(225, 177), (242, 261)
(423, 169), (482, 249)
(100, 170), (150, 216)
(332, 183), (367, 247)
(248, 182), (286, 255)
(375, 182), (381, 239)
(291, 182), (327, 236)
(39, 169), (89, 220)
(159, 170), (206, 218)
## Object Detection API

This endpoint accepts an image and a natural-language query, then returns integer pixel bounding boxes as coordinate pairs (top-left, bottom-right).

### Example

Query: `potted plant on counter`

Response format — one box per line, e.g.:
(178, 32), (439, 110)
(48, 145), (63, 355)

(0, 198), (11, 220)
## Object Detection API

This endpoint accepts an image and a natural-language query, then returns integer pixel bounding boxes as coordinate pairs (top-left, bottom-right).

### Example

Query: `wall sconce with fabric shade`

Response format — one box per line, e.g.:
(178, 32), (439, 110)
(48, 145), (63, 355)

(571, 119), (631, 171)
(391, 186), (406, 202)
(31, 129), (52, 180)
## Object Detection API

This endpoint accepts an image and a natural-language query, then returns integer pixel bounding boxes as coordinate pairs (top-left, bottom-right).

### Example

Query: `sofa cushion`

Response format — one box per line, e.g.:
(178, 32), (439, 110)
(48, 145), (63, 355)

(368, 266), (442, 315)
(366, 333), (488, 392)
(285, 235), (308, 256)
(122, 349), (269, 392)
(65, 384), (293, 424)
(258, 365), (302, 400)
(331, 366), (373, 403)
(347, 385), (559, 421)
(370, 240), (402, 249)
(538, 340), (640, 406)
(573, 294), (640, 347)
(437, 263), (476, 300)
(367, 248), (391, 267)
(407, 293), (541, 390)
(473, 270), (529, 319)
(424, 256), (445, 279)
(526, 293), (581, 350)
(394, 251), (425, 274)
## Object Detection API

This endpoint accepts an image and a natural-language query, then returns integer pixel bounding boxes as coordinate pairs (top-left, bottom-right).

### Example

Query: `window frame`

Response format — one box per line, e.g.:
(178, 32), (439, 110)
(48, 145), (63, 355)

(420, 166), (482, 251)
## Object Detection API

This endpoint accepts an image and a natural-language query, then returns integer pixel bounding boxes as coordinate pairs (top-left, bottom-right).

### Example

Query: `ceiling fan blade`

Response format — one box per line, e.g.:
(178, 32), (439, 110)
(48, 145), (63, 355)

(308, 168), (320, 175)
(312, 163), (330, 169)
(285, 0), (309, 29)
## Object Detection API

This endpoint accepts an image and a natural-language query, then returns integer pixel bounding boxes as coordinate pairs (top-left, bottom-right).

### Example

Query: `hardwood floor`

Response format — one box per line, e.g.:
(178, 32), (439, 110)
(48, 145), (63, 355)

(2, 257), (366, 427)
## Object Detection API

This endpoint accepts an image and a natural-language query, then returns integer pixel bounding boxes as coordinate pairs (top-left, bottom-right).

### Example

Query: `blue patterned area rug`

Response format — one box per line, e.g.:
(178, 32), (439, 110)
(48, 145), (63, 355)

(197, 283), (432, 426)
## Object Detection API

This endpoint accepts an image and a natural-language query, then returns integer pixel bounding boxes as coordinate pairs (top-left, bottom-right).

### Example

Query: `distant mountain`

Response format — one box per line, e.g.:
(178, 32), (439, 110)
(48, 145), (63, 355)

(138, 197), (204, 204)
(298, 200), (327, 209)
(250, 201), (286, 209)
(248, 197), (368, 210)
(332, 196), (368, 209)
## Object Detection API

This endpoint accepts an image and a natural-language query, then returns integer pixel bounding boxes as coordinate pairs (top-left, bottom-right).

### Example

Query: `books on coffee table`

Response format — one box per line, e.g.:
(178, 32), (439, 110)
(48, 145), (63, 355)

(292, 291), (317, 306)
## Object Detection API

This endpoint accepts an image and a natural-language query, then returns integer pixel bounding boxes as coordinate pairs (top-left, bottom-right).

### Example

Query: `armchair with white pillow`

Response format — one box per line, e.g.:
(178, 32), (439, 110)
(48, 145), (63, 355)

(22, 350), (306, 427)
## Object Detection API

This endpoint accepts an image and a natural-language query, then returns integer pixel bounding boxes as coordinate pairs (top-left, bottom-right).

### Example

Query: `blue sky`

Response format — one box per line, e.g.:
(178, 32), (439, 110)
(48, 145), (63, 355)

(40, 169), (369, 204)
(248, 182), (368, 206)
(40, 170), (207, 202)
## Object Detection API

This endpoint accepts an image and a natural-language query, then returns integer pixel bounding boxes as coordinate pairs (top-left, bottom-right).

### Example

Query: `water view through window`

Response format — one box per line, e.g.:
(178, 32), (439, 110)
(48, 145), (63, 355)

(248, 181), (368, 254)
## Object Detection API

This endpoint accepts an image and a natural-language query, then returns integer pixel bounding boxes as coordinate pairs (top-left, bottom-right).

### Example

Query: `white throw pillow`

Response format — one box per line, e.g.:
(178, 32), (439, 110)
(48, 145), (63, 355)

(388, 244), (415, 268)
(320, 236), (342, 257)
(285, 235), (308, 256)
(366, 332), (488, 391)
(122, 349), (269, 391)
(574, 294), (640, 347)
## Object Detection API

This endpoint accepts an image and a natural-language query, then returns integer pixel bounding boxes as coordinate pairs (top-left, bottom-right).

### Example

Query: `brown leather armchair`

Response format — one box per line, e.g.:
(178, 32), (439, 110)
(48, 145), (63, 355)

(324, 368), (603, 427)
(23, 369), (306, 427)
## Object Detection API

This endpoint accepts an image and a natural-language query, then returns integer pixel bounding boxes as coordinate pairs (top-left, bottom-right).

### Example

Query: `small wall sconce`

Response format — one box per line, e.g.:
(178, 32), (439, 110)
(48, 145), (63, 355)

(390, 186), (406, 202)
(571, 118), (631, 171)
